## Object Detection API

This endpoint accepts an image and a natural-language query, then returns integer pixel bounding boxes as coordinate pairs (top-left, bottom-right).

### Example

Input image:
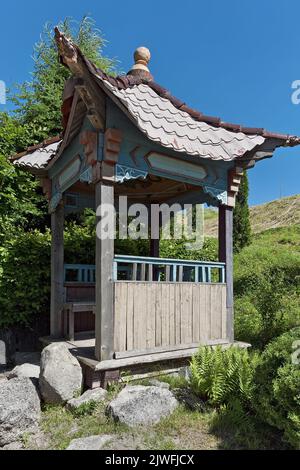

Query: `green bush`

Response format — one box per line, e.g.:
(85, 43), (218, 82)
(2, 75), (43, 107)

(234, 227), (300, 347)
(0, 221), (96, 327)
(160, 237), (217, 261)
(190, 345), (259, 407)
(254, 327), (300, 449)
(0, 230), (51, 327)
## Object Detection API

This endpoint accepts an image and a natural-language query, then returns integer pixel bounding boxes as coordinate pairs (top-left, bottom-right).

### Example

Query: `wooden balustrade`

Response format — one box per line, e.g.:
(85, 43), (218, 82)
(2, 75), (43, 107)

(64, 257), (226, 285)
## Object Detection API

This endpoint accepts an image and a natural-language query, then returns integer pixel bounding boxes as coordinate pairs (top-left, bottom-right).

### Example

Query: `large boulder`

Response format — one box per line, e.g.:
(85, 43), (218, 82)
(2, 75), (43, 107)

(107, 385), (178, 426)
(0, 377), (41, 446)
(8, 363), (40, 380)
(39, 343), (82, 404)
(67, 388), (107, 411)
(66, 435), (113, 450)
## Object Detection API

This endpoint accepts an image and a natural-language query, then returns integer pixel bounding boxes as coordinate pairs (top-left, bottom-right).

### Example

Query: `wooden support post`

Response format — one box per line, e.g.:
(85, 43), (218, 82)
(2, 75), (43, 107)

(95, 182), (114, 361)
(218, 205), (234, 342)
(149, 206), (160, 279)
(50, 202), (64, 337)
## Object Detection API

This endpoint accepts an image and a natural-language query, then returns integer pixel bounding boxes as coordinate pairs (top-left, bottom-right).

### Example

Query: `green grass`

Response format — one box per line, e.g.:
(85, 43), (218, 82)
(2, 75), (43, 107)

(234, 225), (300, 348)
(35, 397), (286, 450)
(40, 401), (127, 450)
(204, 194), (300, 237)
(27, 370), (287, 451)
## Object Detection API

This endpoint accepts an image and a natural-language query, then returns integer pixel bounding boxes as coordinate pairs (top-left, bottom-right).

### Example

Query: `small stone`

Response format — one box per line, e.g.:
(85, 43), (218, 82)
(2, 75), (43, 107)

(66, 435), (113, 450)
(67, 388), (107, 410)
(39, 343), (82, 404)
(173, 387), (206, 412)
(8, 363), (40, 380)
(107, 385), (178, 427)
(148, 379), (170, 389)
(0, 341), (6, 369)
(178, 366), (191, 381)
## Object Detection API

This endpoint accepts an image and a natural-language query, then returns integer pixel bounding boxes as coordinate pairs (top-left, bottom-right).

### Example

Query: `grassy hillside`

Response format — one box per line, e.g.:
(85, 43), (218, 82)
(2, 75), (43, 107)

(234, 225), (300, 347)
(204, 194), (300, 237)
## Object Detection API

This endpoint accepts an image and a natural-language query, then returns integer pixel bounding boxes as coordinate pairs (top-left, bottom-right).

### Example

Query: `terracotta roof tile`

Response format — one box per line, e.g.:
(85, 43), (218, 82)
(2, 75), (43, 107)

(78, 49), (300, 147)
(12, 138), (61, 170)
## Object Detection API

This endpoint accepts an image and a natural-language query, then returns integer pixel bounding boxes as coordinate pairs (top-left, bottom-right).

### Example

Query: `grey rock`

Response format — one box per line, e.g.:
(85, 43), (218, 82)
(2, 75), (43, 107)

(8, 363), (40, 380)
(39, 343), (82, 404)
(1, 441), (24, 450)
(0, 377), (41, 446)
(0, 341), (6, 368)
(107, 385), (178, 426)
(173, 387), (206, 412)
(66, 434), (113, 450)
(178, 366), (192, 381)
(67, 388), (107, 410)
(148, 379), (170, 389)
(14, 352), (40, 366)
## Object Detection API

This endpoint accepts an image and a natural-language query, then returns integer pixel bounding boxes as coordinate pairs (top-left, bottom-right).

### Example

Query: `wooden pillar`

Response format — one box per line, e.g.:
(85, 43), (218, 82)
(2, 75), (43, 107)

(218, 205), (234, 342)
(95, 182), (114, 361)
(50, 202), (64, 337)
(149, 205), (160, 281)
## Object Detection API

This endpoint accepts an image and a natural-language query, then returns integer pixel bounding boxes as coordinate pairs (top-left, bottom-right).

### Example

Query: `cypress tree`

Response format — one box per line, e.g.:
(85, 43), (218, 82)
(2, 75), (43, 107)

(233, 171), (251, 252)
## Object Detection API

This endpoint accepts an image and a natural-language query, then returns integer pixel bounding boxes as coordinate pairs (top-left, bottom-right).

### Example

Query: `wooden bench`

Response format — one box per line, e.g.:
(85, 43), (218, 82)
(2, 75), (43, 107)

(63, 281), (95, 341)
(63, 301), (95, 341)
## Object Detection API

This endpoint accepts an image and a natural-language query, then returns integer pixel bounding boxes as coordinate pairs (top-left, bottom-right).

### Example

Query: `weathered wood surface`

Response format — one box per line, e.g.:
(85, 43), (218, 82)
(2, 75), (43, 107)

(219, 205), (234, 342)
(50, 202), (64, 337)
(114, 282), (227, 353)
(95, 183), (114, 361)
(40, 335), (250, 374)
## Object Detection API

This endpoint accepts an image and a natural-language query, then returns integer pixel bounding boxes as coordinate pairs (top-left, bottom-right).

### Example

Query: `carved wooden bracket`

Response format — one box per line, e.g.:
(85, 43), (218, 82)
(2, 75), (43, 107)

(76, 84), (105, 130)
(80, 130), (98, 166)
(104, 128), (123, 165)
(92, 161), (115, 184)
(227, 166), (244, 207)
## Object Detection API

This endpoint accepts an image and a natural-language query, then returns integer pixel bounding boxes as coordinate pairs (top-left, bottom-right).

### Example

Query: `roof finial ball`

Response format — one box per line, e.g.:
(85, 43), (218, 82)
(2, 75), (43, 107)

(127, 46), (153, 81)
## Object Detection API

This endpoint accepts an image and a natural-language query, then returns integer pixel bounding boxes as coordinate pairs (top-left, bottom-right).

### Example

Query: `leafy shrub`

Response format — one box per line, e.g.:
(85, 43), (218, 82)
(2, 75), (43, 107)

(0, 221), (95, 327)
(0, 230), (51, 327)
(253, 327), (300, 449)
(160, 237), (217, 262)
(234, 227), (300, 347)
(190, 346), (259, 407)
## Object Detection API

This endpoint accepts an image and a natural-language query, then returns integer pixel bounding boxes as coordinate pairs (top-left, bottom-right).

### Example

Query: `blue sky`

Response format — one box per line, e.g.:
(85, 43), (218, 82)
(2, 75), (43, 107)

(1, 0), (300, 205)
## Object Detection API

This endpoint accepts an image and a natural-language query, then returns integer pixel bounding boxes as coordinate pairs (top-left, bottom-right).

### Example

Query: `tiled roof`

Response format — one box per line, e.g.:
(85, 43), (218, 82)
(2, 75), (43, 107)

(81, 50), (300, 147)
(12, 137), (61, 170)
(77, 49), (300, 161)
(103, 81), (264, 161)
(13, 30), (300, 170)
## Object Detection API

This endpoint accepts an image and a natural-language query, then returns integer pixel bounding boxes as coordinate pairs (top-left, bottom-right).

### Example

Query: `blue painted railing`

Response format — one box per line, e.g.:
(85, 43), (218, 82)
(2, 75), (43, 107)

(64, 256), (225, 284)
(113, 255), (225, 283)
(64, 264), (96, 283)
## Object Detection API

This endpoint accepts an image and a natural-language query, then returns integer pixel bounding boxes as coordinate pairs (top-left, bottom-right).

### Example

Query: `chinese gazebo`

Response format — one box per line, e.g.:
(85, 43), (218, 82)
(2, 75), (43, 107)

(12, 29), (300, 387)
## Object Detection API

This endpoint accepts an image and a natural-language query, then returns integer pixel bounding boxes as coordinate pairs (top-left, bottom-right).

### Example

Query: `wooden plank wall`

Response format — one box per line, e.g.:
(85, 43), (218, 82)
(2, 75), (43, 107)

(114, 282), (227, 353)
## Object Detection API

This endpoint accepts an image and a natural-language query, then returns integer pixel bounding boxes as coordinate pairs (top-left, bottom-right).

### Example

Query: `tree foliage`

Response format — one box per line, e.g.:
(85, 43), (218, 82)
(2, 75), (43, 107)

(254, 327), (300, 449)
(0, 17), (116, 241)
(233, 172), (251, 253)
